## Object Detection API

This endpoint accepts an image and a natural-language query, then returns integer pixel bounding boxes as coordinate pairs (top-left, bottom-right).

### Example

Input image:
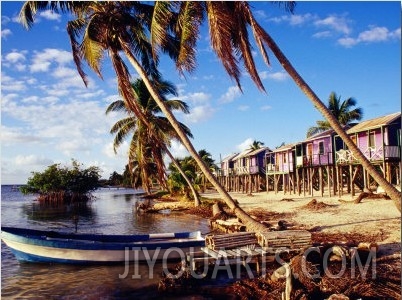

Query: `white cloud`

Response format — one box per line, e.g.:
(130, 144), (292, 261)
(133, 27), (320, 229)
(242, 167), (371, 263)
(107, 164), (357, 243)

(15, 154), (54, 166)
(312, 31), (332, 39)
(102, 141), (128, 159)
(289, 14), (313, 26)
(236, 138), (254, 152)
(337, 37), (357, 47)
(269, 13), (314, 26)
(338, 26), (400, 47)
(185, 92), (211, 104)
(39, 10), (61, 22)
(21, 95), (40, 103)
(1, 28), (12, 39)
(314, 15), (351, 35)
(169, 140), (189, 159)
(30, 48), (72, 72)
(259, 71), (288, 81)
(0, 126), (43, 145)
(358, 26), (391, 42)
(260, 105), (272, 111)
(52, 66), (78, 78)
(184, 105), (216, 123)
(4, 51), (26, 63)
(219, 86), (242, 104)
(1, 75), (27, 92)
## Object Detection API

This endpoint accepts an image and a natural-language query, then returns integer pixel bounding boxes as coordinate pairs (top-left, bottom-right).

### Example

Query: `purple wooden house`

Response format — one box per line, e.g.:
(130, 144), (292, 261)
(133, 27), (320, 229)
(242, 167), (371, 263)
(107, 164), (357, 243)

(247, 147), (271, 174)
(266, 144), (295, 173)
(219, 153), (238, 176)
(334, 112), (401, 164)
(334, 112), (401, 186)
(295, 129), (337, 168)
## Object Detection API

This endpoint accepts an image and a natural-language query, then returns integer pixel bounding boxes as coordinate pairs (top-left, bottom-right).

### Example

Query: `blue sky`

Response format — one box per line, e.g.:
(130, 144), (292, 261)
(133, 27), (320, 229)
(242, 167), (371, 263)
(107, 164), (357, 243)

(1, 1), (401, 184)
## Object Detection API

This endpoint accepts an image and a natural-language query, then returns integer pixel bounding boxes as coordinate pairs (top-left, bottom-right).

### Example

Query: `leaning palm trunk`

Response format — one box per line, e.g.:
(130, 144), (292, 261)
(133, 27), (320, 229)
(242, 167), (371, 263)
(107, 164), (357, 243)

(165, 148), (201, 206)
(120, 39), (268, 232)
(108, 49), (200, 206)
(258, 27), (401, 212)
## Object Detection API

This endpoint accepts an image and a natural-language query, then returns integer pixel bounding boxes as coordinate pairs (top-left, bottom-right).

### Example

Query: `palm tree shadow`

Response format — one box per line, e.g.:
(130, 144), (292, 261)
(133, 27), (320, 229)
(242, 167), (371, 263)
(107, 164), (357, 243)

(310, 217), (401, 256)
(310, 217), (400, 232)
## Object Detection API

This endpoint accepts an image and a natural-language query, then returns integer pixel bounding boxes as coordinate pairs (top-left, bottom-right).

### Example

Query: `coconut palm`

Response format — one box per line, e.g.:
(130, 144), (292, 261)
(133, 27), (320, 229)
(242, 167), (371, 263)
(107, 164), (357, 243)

(19, 1), (270, 231)
(20, 1), (400, 220)
(151, 1), (400, 211)
(106, 78), (201, 204)
(249, 140), (265, 151)
(307, 92), (363, 137)
(193, 149), (217, 193)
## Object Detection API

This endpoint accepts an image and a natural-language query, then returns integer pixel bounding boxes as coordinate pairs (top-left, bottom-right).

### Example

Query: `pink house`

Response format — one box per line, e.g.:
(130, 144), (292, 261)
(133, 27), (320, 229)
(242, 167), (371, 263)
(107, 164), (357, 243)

(335, 112), (401, 164)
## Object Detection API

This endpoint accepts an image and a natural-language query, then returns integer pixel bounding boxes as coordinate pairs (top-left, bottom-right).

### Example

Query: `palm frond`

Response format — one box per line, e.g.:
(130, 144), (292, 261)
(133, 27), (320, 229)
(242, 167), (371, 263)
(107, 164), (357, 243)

(233, 2), (265, 92)
(206, 2), (242, 90)
(106, 100), (129, 115)
(175, 2), (204, 74)
(81, 26), (105, 79)
(150, 1), (175, 60)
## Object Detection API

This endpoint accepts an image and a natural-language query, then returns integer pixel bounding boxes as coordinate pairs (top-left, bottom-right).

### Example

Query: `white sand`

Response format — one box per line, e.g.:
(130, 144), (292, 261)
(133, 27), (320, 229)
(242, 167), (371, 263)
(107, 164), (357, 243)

(201, 190), (401, 245)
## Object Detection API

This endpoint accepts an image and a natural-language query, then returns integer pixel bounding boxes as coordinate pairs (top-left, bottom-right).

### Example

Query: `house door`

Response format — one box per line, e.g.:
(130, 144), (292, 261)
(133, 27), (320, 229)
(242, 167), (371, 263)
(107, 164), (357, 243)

(306, 144), (313, 165)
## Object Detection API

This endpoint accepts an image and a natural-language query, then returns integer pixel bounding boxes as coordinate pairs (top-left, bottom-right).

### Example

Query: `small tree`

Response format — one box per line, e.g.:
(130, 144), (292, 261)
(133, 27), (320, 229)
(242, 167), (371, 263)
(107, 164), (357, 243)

(20, 160), (101, 203)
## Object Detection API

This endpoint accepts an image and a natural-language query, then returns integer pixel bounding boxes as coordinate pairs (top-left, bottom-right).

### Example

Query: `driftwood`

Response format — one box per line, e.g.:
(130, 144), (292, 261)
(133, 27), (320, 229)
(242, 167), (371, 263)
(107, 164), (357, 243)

(338, 191), (390, 204)
(209, 218), (246, 233)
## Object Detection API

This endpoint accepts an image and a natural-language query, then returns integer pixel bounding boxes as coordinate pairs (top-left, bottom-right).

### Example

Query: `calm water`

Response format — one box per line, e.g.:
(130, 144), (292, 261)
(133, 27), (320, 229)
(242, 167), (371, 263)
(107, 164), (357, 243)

(1, 185), (220, 299)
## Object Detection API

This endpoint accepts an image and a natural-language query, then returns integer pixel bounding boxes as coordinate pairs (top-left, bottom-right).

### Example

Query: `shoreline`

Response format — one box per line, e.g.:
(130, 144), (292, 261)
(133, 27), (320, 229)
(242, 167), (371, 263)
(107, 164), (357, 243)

(147, 189), (401, 248)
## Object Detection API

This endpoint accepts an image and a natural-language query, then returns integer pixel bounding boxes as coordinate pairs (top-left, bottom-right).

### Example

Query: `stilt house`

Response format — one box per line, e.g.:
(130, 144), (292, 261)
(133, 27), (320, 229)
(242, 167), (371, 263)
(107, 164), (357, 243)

(334, 112), (401, 194)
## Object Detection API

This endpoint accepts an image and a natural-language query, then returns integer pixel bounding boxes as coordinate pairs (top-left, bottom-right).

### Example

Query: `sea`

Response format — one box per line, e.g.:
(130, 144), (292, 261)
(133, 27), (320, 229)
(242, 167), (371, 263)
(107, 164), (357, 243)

(1, 185), (234, 299)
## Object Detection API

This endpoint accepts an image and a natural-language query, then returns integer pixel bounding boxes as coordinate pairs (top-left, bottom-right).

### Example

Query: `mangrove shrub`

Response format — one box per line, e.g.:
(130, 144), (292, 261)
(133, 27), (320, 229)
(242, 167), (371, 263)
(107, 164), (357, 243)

(20, 160), (101, 203)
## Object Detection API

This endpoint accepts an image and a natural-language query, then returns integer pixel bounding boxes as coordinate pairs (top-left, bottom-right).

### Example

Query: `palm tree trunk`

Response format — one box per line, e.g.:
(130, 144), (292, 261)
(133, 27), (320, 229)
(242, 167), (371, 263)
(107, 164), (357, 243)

(262, 29), (401, 212)
(120, 40), (268, 232)
(165, 148), (201, 206)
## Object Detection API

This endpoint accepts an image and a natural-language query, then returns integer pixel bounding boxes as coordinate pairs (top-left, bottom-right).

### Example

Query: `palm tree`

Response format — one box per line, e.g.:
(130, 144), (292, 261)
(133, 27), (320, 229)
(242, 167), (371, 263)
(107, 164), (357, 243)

(106, 78), (201, 204)
(307, 92), (363, 137)
(249, 140), (265, 151)
(20, 1), (400, 221)
(192, 149), (217, 193)
(150, 1), (401, 212)
(19, 1), (270, 231)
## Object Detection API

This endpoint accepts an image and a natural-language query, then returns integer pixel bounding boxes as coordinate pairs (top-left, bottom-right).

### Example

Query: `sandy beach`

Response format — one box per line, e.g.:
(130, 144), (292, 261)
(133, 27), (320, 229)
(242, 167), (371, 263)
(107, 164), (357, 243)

(200, 190), (401, 245)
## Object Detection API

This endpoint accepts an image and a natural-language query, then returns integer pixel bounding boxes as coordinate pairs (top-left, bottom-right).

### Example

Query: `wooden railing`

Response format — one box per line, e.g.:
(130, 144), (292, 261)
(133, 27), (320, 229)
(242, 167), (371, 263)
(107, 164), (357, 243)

(335, 145), (401, 164)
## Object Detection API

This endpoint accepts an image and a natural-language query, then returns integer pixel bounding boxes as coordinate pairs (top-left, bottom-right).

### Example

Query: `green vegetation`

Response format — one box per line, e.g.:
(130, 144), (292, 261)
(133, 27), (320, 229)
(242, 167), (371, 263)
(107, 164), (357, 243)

(20, 1), (400, 217)
(106, 78), (193, 195)
(20, 160), (101, 203)
(167, 149), (217, 198)
(307, 92), (363, 137)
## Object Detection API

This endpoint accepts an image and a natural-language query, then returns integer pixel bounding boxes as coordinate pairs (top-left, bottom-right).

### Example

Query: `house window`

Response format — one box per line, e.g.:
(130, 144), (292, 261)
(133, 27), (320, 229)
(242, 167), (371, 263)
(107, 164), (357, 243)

(283, 154), (287, 164)
(318, 141), (324, 154)
(369, 132), (375, 148)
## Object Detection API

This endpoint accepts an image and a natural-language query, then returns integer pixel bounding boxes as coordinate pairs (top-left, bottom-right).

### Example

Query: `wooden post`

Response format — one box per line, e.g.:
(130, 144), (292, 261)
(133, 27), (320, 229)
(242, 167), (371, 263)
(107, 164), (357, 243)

(319, 167), (323, 197)
(363, 167), (367, 190)
(327, 166), (331, 197)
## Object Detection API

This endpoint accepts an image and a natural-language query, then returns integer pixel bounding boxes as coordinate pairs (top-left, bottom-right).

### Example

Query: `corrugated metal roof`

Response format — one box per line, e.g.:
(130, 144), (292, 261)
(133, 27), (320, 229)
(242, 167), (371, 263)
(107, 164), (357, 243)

(247, 146), (271, 156)
(236, 149), (254, 160)
(306, 125), (353, 141)
(221, 153), (239, 162)
(346, 112), (401, 134)
(306, 128), (334, 141)
(272, 143), (296, 152)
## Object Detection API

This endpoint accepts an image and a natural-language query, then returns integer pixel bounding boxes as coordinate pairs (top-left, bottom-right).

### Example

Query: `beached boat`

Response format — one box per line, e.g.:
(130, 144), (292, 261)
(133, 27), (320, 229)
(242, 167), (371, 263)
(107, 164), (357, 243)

(1, 227), (205, 264)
